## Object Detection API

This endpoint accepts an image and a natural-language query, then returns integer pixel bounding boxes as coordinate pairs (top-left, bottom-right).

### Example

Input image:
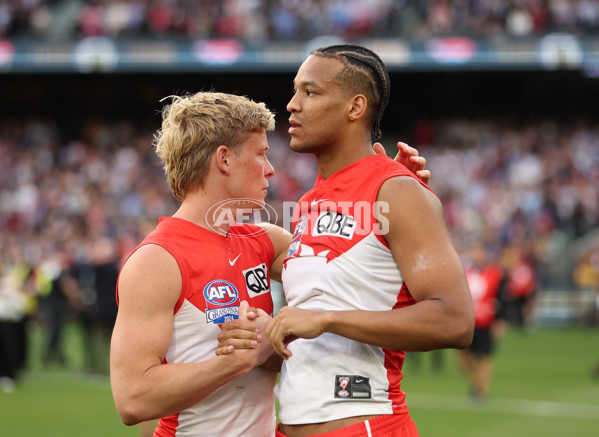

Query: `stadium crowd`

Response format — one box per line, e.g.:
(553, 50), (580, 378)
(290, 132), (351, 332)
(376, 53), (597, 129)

(2, 0), (599, 41)
(1, 113), (598, 391)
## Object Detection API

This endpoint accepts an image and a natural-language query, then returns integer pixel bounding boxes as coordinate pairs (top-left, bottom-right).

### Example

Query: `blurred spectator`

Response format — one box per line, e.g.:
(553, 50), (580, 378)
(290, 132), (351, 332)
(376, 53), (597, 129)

(506, 4), (534, 36)
(75, 237), (119, 375)
(458, 242), (507, 401)
(35, 248), (79, 366)
(4, 0), (599, 41)
(501, 243), (538, 328)
(78, 0), (104, 37)
(573, 244), (599, 325)
(0, 242), (35, 392)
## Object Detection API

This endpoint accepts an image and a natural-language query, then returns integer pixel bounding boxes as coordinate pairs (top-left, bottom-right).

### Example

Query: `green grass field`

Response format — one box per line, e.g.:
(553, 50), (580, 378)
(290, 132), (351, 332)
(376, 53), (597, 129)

(403, 327), (599, 436)
(0, 320), (139, 437)
(1, 322), (598, 436)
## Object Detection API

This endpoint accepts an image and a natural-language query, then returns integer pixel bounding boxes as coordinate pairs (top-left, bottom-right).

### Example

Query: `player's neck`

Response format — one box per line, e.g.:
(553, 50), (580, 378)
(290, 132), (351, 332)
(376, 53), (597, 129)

(316, 140), (374, 179)
(172, 189), (233, 235)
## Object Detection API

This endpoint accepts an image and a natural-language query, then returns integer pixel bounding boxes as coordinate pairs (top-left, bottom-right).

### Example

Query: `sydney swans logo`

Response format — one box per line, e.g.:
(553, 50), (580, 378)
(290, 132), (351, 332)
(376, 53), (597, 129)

(205, 198), (279, 237)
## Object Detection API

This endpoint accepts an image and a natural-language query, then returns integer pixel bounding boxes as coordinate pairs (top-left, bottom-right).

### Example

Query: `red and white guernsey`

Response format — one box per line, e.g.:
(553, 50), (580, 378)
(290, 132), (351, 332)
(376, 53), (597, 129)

(278, 154), (434, 425)
(118, 217), (276, 437)
(465, 264), (503, 329)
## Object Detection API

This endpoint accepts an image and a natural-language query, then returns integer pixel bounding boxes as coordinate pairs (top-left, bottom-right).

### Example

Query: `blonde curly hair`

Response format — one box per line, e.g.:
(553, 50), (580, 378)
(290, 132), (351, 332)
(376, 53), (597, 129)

(154, 92), (275, 201)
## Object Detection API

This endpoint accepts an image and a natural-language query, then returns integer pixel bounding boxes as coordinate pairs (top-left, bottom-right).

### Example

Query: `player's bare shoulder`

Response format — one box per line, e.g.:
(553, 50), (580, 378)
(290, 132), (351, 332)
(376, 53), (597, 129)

(377, 175), (441, 213)
(118, 243), (181, 304)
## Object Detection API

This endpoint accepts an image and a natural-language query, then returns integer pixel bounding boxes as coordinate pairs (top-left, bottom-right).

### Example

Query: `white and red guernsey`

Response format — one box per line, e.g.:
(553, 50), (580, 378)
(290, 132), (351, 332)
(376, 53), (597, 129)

(277, 153), (435, 425)
(118, 218), (277, 437)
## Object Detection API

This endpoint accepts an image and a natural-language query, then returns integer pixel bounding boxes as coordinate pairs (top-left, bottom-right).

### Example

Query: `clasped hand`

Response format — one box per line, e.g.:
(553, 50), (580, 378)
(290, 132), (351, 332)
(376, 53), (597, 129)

(217, 304), (327, 360)
(215, 301), (273, 366)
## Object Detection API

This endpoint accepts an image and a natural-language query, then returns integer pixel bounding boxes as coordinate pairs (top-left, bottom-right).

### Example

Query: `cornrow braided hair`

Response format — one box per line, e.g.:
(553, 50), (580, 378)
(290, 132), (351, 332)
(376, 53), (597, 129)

(312, 44), (391, 140)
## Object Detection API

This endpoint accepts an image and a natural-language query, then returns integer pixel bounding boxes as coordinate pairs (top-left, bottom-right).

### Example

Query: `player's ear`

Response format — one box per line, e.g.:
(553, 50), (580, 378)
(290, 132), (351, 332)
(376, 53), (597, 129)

(215, 145), (231, 175)
(348, 94), (367, 122)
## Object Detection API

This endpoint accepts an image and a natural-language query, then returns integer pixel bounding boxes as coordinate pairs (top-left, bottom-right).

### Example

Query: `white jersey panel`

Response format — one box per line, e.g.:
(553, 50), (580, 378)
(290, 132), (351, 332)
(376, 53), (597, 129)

(167, 299), (277, 436)
(167, 299), (220, 364)
(277, 233), (404, 424)
(283, 233), (402, 311)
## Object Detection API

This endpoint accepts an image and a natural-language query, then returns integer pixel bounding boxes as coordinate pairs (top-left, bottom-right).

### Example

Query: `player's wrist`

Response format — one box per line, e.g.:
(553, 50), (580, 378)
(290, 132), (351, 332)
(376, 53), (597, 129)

(320, 310), (338, 334)
(218, 351), (255, 376)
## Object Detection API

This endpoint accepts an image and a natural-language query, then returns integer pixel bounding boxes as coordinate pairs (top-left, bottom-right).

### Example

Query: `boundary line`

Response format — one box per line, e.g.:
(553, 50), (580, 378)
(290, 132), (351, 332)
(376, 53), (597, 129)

(408, 393), (599, 420)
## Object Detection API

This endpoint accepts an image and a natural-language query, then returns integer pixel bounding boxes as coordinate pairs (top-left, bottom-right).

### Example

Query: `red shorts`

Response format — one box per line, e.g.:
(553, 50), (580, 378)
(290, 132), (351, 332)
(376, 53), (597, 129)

(275, 414), (419, 437)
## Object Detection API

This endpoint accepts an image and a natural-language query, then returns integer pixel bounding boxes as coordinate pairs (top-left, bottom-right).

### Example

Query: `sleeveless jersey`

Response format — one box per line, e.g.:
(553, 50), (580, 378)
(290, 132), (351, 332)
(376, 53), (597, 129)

(119, 217), (276, 437)
(465, 264), (503, 329)
(278, 154), (435, 425)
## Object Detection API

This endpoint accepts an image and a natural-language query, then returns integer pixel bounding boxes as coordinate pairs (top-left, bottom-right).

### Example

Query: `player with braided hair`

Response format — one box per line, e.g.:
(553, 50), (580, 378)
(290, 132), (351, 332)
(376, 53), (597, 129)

(265, 44), (474, 436)
(313, 45), (391, 140)
(215, 44), (470, 435)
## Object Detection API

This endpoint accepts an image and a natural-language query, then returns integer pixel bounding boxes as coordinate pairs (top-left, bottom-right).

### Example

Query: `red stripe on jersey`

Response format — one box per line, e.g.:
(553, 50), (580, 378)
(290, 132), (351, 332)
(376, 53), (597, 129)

(383, 283), (415, 415)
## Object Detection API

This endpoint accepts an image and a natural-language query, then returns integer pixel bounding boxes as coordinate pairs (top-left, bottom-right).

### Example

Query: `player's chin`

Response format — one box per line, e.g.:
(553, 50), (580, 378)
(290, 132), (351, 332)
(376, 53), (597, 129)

(289, 138), (304, 152)
(253, 200), (266, 211)
(289, 139), (319, 154)
(245, 196), (266, 210)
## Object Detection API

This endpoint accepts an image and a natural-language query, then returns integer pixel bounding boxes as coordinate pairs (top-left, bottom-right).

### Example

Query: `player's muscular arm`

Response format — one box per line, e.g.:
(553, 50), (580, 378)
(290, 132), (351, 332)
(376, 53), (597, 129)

(328, 177), (473, 350)
(267, 177), (474, 359)
(110, 245), (264, 425)
(259, 223), (292, 282)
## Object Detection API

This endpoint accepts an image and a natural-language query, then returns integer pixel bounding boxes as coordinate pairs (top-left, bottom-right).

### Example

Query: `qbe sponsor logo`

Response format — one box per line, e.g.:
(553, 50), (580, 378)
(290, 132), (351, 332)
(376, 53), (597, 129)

(243, 263), (270, 298)
(203, 280), (240, 325)
(313, 211), (357, 239)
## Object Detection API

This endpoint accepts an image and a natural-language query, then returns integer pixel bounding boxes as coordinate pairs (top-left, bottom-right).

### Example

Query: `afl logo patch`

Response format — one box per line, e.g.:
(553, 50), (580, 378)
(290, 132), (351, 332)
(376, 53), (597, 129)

(286, 216), (307, 258)
(203, 280), (238, 306)
(203, 280), (240, 325)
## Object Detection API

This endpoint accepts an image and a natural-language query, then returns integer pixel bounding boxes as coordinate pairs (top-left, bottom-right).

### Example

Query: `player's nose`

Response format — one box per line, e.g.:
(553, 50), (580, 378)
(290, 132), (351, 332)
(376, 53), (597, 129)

(265, 158), (275, 178)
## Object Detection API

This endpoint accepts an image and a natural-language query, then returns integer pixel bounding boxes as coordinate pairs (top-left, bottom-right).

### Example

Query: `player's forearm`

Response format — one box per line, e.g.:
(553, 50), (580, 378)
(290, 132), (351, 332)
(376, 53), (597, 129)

(322, 299), (473, 351)
(260, 352), (283, 372)
(112, 355), (252, 426)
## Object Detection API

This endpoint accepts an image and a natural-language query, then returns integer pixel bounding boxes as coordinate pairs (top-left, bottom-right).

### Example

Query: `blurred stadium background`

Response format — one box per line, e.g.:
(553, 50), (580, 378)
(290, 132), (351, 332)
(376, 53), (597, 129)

(0, 1), (598, 436)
